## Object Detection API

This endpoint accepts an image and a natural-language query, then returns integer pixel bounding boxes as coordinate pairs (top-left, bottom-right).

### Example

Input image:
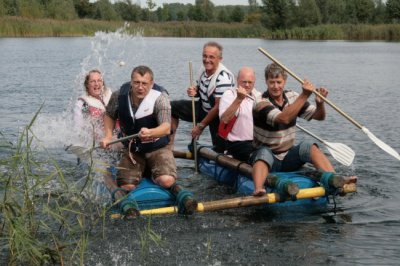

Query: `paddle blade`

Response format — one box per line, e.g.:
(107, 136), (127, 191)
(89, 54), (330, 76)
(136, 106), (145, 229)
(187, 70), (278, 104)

(362, 127), (400, 161)
(65, 145), (92, 159)
(324, 142), (355, 166)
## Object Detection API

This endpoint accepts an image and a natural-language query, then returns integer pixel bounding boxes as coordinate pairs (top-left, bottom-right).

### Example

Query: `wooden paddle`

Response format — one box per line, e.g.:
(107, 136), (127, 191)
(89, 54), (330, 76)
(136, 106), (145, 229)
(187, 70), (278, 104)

(138, 183), (357, 216)
(258, 47), (400, 161)
(65, 133), (140, 157)
(297, 124), (355, 166)
(189, 61), (199, 173)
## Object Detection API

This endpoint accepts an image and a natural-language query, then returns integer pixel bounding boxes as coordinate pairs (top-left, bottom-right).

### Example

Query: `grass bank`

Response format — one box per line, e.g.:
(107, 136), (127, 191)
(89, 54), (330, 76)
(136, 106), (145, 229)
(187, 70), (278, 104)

(1, 16), (400, 41)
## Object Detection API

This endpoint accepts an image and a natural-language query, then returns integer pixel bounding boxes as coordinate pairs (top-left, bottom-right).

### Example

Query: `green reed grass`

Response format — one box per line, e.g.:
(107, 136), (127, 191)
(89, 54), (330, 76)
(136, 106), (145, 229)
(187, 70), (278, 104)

(1, 16), (400, 40)
(270, 24), (400, 40)
(0, 105), (109, 265)
(138, 216), (164, 261)
(0, 16), (123, 37)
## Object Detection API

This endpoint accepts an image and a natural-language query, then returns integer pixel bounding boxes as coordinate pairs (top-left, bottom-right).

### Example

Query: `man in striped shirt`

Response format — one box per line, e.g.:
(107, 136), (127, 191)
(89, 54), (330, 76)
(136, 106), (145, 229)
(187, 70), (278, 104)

(250, 63), (334, 196)
(171, 41), (235, 151)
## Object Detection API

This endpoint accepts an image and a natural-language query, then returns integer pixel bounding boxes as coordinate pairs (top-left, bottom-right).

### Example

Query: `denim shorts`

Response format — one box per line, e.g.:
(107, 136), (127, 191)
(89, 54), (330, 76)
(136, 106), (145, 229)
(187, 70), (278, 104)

(249, 141), (316, 172)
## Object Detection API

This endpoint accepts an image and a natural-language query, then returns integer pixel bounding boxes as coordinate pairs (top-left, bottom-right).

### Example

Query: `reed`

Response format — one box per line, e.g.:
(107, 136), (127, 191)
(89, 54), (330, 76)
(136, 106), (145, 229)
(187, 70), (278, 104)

(1, 16), (400, 40)
(270, 24), (400, 41)
(138, 216), (164, 261)
(0, 16), (123, 37)
(125, 21), (270, 38)
(0, 105), (108, 265)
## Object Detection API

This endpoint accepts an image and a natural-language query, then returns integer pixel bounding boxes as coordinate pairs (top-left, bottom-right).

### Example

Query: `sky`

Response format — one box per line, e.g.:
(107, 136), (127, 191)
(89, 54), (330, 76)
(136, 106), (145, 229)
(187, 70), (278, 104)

(137, 0), (254, 7)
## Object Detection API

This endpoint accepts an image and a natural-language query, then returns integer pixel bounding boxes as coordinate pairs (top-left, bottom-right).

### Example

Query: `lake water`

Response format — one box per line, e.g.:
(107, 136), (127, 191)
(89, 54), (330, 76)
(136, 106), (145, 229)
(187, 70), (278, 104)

(1, 33), (400, 265)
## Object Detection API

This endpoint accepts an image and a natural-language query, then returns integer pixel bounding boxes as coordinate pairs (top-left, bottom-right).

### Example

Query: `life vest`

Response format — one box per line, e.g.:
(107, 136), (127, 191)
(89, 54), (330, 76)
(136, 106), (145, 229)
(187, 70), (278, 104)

(78, 87), (112, 119)
(118, 82), (169, 153)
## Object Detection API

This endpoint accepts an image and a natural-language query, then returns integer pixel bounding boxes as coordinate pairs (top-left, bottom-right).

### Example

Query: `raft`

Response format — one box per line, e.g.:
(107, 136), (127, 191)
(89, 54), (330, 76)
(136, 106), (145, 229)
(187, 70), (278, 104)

(105, 146), (356, 216)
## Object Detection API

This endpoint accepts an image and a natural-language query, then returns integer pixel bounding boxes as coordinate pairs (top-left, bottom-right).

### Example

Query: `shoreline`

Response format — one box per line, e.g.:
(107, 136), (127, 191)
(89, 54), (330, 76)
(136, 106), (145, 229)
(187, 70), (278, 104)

(1, 16), (400, 41)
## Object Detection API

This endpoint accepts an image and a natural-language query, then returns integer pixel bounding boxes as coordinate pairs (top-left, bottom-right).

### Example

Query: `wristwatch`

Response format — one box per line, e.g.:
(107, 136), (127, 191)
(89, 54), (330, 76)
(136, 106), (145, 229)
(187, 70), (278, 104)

(197, 123), (205, 130)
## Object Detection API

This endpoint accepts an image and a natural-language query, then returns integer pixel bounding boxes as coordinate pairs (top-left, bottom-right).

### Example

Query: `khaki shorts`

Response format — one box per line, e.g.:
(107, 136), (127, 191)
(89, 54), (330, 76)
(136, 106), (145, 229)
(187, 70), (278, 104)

(116, 145), (177, 187)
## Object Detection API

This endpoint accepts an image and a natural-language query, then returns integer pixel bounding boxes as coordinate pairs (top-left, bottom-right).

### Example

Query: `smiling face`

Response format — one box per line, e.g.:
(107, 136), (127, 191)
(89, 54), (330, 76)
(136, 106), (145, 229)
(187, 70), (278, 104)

(86, 71), (104, 99)
(202, 45), (222, 76)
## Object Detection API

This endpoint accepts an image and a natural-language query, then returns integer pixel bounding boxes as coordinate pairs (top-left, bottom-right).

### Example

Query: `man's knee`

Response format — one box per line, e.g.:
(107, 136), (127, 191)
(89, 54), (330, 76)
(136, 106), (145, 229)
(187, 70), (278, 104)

(154, 175), (176, 188)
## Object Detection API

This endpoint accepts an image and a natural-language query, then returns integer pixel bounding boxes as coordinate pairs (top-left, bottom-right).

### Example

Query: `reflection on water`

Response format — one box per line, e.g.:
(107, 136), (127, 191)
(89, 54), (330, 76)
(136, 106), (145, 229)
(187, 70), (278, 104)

(1, 32), (400, 265)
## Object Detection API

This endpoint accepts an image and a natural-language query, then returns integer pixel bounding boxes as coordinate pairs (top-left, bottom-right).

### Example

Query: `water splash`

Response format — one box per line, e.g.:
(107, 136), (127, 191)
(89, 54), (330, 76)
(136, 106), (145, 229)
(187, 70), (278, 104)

(33, 24), (146, 151)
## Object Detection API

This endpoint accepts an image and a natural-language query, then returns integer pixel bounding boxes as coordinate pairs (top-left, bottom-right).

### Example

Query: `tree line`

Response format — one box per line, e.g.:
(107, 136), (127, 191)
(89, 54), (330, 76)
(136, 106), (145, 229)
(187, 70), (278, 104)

(1, 0), (400, 29)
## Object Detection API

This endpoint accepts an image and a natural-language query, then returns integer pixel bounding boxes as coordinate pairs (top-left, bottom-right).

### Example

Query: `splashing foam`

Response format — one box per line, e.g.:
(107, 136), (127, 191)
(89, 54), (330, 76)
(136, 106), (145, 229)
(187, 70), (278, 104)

(33, 24), (145, 151)
(30, 25), (146, 197)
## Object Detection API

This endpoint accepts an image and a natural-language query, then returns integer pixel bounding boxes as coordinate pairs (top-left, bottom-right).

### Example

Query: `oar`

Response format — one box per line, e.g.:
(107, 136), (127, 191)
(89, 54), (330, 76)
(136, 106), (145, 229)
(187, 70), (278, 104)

(296, 124), (355, 166)
(138, 183), (357, 216)
(189, 61), (199, 173)
(258, 47), (400, 161)
(65, 133), (140, 157)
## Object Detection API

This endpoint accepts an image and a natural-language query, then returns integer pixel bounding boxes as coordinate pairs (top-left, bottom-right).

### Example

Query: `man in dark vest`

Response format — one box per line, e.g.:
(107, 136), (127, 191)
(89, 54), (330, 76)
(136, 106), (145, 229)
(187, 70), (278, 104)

(100, 65), (197, 217)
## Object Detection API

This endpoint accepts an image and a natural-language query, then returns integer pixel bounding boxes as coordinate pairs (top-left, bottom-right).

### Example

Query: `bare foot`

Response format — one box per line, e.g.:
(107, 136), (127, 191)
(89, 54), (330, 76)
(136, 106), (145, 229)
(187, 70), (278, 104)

(253, 188), (266, 197)
(343, 176), (358, 184)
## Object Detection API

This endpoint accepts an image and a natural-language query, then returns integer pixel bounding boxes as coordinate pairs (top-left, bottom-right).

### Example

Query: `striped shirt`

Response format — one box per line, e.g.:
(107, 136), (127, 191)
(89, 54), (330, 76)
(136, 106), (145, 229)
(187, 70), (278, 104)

(253, 90), (316, 158)
(198, 67), (235, 112)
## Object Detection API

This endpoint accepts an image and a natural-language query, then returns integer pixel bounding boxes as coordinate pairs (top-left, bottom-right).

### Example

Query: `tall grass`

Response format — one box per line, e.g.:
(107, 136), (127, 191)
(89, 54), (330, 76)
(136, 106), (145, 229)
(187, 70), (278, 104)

(270, 24), (400, 41)
(1, 16), (400, 40)
(0, 16), (123, 37)
(125, 21), (270, 38)
(0, 105), (106, 265)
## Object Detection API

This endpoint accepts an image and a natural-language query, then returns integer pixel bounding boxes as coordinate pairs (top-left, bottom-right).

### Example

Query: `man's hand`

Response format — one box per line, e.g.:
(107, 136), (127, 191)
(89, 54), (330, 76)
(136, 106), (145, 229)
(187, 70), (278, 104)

(100, 136), (113, 149)
(187, 86), (198, 97)
(315, 87), (328, 104)
(191, 124), (204, 140)
(236, 86), (247, 101)
(139, 127), (153, 142)
(302, 79), (315, 96)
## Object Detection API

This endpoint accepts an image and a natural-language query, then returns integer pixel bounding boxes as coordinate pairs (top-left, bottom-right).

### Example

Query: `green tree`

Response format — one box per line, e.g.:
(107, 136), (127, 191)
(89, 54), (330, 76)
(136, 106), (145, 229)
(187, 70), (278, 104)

(325, 0), (346, 23)
(188, 4), (205, 21)
(16, 0), (44, 18)
(344, 0), (358, 23)
(297, 0), (321, 26)
(261, 0), (295, 29)
(354, 0), (375, 23)
(46, 0), (77, 20)
(0, 0), (5, 16)
(386, 0), (400, 22)
(73, 0), (95, 18)
(230, 6), (244, 22)
(195, 0), (214, 21)
(156, 5), (172, 22)
(217, 9), (230, 22)
(2, 0), (17, 15)
(94, 0), (119, 21)
(372, 0), (386, 23)
(176, 10), (185, 21)
(114, 0), (140, 22)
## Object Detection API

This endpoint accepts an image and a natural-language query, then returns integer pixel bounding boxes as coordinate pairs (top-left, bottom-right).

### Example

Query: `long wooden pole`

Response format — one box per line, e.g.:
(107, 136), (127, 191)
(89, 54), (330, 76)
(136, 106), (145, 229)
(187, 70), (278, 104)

(258, 47), (400, 161)
(189, 61), (199, 173)
(139, 183), (357, 215)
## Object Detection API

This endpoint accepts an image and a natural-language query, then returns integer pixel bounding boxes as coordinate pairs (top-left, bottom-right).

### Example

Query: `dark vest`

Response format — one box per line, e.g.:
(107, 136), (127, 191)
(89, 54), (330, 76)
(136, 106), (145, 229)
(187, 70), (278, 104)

(118, 82), (169, 153)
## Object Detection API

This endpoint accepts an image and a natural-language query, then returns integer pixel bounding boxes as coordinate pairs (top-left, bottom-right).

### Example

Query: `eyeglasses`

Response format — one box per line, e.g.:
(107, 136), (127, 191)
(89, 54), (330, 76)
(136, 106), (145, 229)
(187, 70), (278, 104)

(89, 79), (103, 84)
